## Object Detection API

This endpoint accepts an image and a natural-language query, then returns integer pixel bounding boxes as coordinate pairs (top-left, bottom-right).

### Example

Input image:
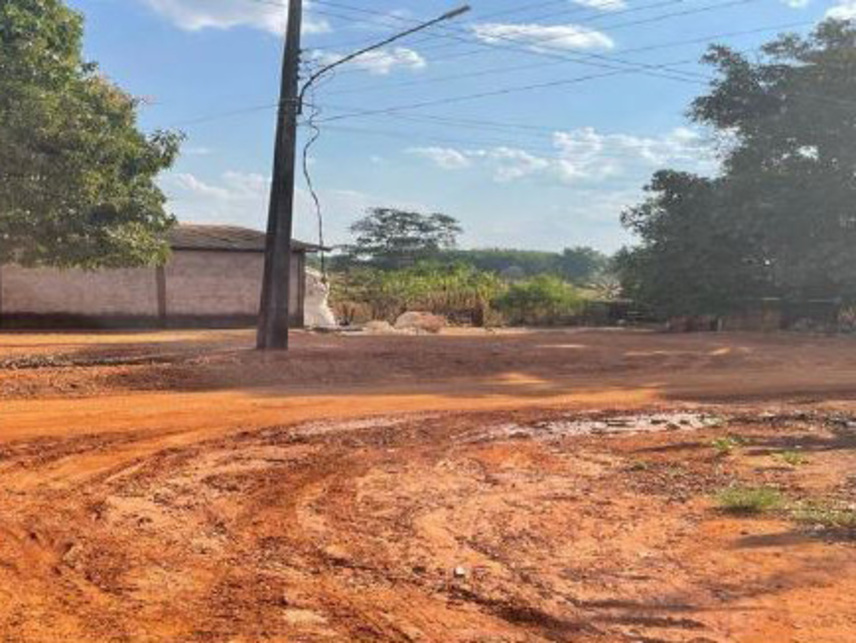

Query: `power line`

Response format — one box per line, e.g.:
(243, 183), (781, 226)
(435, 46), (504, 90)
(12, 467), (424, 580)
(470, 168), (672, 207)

(309, 0), (756, 60)
(251, 0), (758, 79)
(300, 60), (332, 280)
(475, 0), (569, 20)
(309, 5), (708, 86)
(247, 0), (802, 106)
(298, 5), (470, 110)
(167, 65), (649, 130)
(314, 67), (698, 125)
(304, 0), (764, 88)
(315, 45), (851, 126)
(306, 0), (606, 55)
(167, 102), (278, 128)
(310, 0), (663, 53)
(307, 6), (848, 110)
(163, 19), (837, 130)
(319, 20), (815, 97)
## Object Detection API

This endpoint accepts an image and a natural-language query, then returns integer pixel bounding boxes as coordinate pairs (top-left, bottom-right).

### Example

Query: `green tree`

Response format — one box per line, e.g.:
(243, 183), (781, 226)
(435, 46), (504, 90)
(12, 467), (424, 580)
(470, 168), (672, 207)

(619, 20), (855, 314)
(556, 246), (609, 284)
(492, 274), (583, 325)
(691, 19), (855, 302)
(616, 171), (766, 316)
(434, 248), (558, 278)
(344, 208), (462, 269)
(0, 0), (182, 268)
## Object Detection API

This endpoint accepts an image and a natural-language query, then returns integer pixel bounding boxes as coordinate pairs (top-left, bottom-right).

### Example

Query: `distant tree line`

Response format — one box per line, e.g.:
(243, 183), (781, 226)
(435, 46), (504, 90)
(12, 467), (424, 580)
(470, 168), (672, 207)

(330, 207), (611, 287)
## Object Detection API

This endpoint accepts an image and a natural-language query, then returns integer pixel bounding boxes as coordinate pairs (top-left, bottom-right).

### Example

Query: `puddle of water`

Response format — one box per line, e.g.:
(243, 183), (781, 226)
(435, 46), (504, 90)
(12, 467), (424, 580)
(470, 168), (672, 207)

(463, 412), (724, 443)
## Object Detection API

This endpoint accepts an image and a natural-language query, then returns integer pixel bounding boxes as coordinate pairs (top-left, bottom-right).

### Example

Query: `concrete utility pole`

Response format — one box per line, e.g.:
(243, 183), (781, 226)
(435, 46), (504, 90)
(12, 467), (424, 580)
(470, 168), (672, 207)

(256, 1), (470, 350)
(257, 0), (303, 350)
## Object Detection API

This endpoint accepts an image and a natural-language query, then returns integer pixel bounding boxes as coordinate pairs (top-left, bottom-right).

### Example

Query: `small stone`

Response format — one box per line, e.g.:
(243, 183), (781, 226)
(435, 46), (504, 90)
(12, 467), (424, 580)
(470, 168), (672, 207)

(453, 566), (467, 578)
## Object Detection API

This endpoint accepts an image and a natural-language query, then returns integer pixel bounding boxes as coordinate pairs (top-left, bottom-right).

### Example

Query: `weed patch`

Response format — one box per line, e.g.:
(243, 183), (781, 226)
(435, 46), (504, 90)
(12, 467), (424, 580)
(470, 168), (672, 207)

(716, 485), (783, 514)
(775, 450), (807, 466)
(710, 435), (746, 456)
(790, 501), (856, 531)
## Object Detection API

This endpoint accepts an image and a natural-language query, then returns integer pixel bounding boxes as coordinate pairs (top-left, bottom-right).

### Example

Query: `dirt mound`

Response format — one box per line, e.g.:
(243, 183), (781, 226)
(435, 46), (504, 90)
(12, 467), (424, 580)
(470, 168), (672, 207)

(363, 320), (397, 334)
(394, 311), (446, 333)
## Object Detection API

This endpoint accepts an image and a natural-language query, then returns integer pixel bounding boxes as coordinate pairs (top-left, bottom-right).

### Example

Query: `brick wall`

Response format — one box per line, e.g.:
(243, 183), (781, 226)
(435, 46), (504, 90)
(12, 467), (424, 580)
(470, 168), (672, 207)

(0, 250), (304, 325)
(0, 264), (159, 316)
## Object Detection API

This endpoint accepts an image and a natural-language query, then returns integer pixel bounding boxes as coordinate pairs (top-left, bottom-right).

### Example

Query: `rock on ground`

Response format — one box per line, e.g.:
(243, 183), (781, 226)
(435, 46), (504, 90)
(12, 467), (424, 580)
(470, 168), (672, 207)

(394, 311), (446, 333)
(363, 320), (397, 334)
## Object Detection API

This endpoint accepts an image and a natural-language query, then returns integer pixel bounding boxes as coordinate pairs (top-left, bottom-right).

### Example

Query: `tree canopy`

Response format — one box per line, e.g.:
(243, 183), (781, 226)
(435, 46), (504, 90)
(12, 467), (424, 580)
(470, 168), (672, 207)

(0, 0), (182, 268)
(435, 246), (609, 285)
(336, 207), (611, 286)
(617, 20), (855, 314)
(344, 208), (463, 268)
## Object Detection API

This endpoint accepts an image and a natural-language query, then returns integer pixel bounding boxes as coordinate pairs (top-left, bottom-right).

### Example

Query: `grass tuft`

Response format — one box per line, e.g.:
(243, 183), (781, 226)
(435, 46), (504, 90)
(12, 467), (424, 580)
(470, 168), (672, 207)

(710, 435), (746, 456)
(775, 449), (807, 466)
(790, 501), (856, 530)
(716, 485), (783, 514)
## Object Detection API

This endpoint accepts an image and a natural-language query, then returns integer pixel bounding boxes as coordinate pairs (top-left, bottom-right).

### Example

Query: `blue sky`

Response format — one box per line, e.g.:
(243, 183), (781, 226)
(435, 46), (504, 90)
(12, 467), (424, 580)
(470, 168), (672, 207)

(69, 0), (851, 252)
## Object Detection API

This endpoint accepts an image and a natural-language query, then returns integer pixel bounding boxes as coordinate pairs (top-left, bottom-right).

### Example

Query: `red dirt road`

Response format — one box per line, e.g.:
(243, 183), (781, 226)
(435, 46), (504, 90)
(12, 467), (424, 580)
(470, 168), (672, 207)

(0, 329), (854, 642)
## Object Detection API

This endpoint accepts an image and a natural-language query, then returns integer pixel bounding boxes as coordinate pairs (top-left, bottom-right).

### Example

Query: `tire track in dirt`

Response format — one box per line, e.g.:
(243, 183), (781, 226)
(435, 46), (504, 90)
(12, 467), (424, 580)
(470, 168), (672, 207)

(2, 407), (852, 642)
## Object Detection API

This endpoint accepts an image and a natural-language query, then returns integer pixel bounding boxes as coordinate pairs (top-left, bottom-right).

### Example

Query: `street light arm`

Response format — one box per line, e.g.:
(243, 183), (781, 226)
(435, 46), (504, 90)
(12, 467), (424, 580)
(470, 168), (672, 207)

(297, 4), (470, 112)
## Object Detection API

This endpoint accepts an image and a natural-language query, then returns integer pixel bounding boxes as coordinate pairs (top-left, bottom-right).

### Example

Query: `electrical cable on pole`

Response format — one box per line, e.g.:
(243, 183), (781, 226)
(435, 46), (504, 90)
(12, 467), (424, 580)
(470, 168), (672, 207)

(256, 0), (470, 350)
(300, 59), (336, 285)
(297, 5), (471, 113)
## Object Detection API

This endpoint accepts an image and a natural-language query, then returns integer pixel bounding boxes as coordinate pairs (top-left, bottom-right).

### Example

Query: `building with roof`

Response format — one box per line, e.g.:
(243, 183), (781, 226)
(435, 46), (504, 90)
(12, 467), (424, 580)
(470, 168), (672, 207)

(0, 224), (326, 328)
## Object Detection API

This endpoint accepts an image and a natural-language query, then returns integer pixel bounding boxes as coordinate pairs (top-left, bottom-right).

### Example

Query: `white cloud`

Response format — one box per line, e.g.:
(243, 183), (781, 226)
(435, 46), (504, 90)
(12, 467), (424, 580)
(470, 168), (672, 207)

(140, 0), (330, 36)
(459, 188), (640, 252)
(346, 8), (417, 33)
(168, 172), (233, 200)
(407, 147), (472, 170)
(164, 171), (267, 209)
(310, 47), (426, 75)
(825, 0), (857, 18)
(472, 22), (614, 52)
(160, 170), (429, 245)
(782, 0), (810, 7)
(406, 126), (714, 185)
(572, 0), (628, 10)
(409, 146), (550, 181)
(553, 126), (713, 181)
(477, 147), (552, 182)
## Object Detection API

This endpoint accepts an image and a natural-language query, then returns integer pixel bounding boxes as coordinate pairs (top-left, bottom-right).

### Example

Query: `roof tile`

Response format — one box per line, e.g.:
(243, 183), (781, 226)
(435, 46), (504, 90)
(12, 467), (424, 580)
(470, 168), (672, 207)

(168, 224), (320, 252)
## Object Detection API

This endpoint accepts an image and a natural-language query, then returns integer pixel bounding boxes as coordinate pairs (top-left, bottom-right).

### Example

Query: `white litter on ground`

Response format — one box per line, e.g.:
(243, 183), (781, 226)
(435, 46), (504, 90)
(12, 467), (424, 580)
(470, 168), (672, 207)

(461, 412), (726, 443)
(304, 268), (338, 329)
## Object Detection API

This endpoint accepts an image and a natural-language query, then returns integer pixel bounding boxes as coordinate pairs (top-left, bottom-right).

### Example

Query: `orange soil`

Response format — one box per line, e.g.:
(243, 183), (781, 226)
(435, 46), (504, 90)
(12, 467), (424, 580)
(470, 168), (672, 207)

(0, 328), (854, 642)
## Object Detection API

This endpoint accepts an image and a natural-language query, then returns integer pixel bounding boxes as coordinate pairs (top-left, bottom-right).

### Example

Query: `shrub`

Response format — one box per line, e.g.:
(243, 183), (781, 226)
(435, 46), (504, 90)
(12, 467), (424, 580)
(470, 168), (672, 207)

(716, 485), (783, 514)
(491, 274), (583, 325)
(329, 262), (505, 326)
